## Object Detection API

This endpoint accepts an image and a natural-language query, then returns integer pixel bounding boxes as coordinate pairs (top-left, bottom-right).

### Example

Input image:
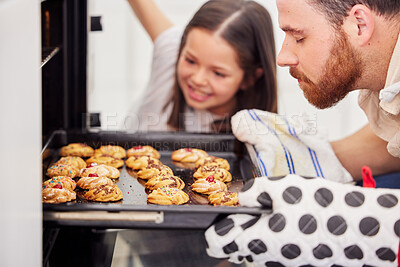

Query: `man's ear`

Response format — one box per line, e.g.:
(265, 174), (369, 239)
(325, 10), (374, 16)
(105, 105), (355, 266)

(240, 68), (264, 90)
(343, 4), (375, 46)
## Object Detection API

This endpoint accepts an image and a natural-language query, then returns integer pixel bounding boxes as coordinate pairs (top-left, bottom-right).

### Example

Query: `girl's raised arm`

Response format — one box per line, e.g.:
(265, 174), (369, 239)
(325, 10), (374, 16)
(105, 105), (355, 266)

(127, 0), (174, 42)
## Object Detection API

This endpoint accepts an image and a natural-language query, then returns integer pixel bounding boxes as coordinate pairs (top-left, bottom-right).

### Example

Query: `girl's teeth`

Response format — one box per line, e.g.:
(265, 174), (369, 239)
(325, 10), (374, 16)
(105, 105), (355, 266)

(194, 88), (208, 96)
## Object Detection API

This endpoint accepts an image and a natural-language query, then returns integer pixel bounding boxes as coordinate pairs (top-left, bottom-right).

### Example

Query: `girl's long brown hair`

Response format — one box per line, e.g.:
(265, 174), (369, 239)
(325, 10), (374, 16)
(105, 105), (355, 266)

(166, 0), (277, 133)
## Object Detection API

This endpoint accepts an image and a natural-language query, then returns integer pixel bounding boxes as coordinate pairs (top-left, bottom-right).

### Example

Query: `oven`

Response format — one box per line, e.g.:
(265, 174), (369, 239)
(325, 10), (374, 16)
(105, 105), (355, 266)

(41, 0), (87, 141)
(40, 1), (267, 266)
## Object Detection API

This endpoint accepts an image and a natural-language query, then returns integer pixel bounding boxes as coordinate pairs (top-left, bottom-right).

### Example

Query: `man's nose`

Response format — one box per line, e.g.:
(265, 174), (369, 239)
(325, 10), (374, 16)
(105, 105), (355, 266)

(277, 39), (299, 68)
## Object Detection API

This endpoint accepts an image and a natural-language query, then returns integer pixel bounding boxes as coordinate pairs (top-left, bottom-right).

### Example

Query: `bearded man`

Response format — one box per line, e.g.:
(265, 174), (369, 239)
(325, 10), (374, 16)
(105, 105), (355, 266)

(277, 0), (400, 185)
(205, 1), (400, 266)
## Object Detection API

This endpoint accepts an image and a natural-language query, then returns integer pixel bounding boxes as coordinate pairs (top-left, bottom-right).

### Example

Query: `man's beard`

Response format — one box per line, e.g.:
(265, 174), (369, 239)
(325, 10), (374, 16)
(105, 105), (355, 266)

(290, 30), (363, 109)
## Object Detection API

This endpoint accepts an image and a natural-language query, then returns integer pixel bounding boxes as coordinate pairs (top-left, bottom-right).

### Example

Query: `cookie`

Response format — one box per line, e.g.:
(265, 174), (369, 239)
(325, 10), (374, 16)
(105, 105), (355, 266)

(84, 184), (123, 202)
(136, 164), (173, 180)
(80, 164), (120, 179)
(55, 156), (87, 170)
(59, 143), (94, 157)
(125, 156), (162, 170)
(76, 176), (113, 190)
(86, 155), (124, 168)
(171, 148), (208, 163)
(145, 175), (185, 191)
(42, 188), (76, 203)
(208, 191), (239, 206)
(43, 176), (77, 192)
(94, 145), (126, 159)
(195, 156), (230, 171)
(126, 145), (160, 159)
(193, 165), (232, 182)
(147, 187), (189, 205)
(46, 164), (80, 178)
(191, 176), (227, 195)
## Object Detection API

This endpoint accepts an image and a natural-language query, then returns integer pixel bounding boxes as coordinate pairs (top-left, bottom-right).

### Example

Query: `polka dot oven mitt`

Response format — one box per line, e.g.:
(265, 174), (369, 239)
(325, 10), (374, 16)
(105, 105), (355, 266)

(205, 175), (400, 266)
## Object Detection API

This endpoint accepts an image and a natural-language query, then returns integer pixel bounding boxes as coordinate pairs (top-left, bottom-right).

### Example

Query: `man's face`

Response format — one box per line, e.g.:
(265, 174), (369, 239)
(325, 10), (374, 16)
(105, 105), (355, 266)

(276, 0), (362, 109)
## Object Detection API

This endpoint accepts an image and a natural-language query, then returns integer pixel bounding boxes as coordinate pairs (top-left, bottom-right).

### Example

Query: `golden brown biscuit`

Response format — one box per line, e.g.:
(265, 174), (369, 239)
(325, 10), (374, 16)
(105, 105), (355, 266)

(191, 176), (227, 195)
(80, 164), (120, 179)
(76, 176), (113, 190)
(46, 164), (80, 178)
(94, 145), (126, 159)
(43, 176), (77, 192)
(84, 184), (123, 202)
(42, 188), (76, 203)
(126, 145), (160, 159)
(145, 175), (185, 190)
(208, 191), (239, 206)
(125, 156), (162, 170)
(55, 156), (87, 170)
(147, 187), (189, 205)
(136, 164), (173, 180)
(59, 143), (94, 157)
(193, 165), (232, 182)
(171, 148), (208, 163)
(86, 155), (124, 168)
(195, 156), (230, 171)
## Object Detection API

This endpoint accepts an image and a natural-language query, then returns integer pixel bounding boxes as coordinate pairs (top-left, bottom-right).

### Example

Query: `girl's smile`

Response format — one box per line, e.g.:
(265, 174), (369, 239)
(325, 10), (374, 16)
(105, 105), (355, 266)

(187, 84), (213, 102)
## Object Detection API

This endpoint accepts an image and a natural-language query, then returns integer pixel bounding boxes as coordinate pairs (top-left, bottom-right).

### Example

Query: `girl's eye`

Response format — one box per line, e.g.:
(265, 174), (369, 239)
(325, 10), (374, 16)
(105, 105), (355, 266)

(214, 71), (226, 78)
(295, 37), (305, 43)
(185, 57), (195, 64)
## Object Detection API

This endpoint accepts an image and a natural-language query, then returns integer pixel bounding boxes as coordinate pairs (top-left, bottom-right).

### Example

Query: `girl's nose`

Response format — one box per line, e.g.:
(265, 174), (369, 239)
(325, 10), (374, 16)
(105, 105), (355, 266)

(277, 39), (299, 68)
(192, 67), (208, 86)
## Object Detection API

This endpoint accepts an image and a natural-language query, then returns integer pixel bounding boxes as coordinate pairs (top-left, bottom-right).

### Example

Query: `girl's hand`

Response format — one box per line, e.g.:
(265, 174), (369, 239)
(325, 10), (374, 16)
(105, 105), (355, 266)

(127, 0), (173, 41)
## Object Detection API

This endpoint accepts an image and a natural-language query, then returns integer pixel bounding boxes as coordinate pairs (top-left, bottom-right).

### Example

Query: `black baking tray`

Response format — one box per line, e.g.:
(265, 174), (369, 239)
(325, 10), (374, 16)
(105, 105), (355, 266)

(42, 130), (270, 229)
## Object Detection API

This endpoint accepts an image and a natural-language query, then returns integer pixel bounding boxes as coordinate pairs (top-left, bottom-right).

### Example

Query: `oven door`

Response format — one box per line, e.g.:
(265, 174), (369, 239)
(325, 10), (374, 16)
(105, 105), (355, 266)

(42, 130), (270, 267)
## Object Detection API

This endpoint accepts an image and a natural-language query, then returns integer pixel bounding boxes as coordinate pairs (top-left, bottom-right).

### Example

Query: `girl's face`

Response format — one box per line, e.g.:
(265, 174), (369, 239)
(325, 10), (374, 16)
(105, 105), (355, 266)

(177, 28), (245, 116)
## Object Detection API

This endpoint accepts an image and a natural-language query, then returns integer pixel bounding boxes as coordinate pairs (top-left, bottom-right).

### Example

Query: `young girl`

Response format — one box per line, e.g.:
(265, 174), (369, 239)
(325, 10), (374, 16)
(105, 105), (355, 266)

(127, 0), (277, 133)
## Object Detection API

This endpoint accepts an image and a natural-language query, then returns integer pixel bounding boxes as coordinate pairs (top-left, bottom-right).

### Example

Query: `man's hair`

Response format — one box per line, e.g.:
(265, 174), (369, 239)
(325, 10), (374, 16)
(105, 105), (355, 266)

(307, 0), (400, 26)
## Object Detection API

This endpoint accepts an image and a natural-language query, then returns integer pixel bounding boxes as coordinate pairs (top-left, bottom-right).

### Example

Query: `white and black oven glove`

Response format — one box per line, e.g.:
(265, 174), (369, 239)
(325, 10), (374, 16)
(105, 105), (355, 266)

(230, 109), (353, 183)
(205, 109), (399, 266)
(205, 174), (400, 266)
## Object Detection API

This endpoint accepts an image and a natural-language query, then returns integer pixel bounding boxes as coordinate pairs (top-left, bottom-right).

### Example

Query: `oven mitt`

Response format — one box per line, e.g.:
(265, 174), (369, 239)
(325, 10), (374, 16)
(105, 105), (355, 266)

(205, 175), (400, 266)
(231, 109), (353, 183)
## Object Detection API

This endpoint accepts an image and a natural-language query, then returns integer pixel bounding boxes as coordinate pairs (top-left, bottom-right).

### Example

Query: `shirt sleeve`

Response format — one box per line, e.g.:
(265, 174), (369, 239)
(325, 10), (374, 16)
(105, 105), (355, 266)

(137, 27), (183, 131)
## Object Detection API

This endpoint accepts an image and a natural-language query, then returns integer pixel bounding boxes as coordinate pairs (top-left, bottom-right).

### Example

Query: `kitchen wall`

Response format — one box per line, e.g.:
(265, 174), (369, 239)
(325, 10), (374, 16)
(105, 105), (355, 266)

(87, 0), (368, 141)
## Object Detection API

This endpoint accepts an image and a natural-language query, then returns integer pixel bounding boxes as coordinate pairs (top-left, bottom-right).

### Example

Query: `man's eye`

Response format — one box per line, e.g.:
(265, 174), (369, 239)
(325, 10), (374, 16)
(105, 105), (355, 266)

(296, 37), (305, 43)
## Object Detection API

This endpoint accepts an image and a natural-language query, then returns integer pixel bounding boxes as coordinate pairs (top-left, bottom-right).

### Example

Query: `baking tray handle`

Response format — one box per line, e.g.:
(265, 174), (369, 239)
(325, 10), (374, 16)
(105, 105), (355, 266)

(44, 211), (164, 224)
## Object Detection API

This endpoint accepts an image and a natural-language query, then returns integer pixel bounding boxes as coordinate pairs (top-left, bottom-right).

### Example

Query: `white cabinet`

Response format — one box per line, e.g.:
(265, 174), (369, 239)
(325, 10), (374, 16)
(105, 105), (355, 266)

(0, 0), (42, 266)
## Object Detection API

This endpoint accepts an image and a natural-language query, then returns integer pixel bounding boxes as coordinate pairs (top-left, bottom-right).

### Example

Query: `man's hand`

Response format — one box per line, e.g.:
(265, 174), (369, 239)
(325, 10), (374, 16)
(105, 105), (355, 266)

(205, 175), (400, 266)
